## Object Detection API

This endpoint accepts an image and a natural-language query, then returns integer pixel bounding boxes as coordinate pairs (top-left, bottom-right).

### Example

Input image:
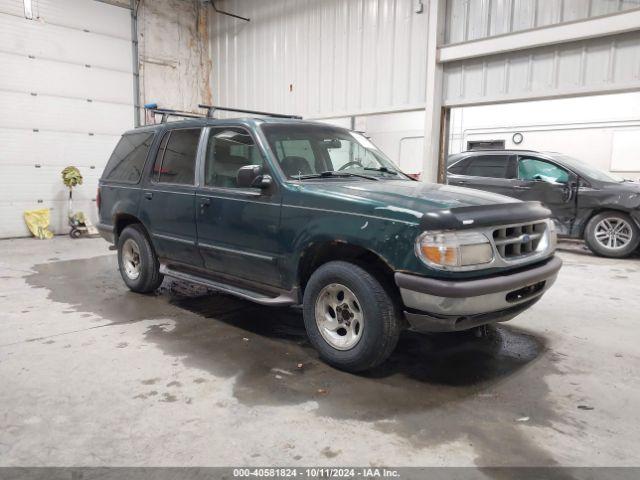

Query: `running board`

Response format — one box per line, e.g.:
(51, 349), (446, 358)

(159, 265), (297, 307)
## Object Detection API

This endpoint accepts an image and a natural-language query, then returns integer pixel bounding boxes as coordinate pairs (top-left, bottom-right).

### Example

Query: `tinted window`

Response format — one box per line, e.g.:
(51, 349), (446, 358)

(151, 131), (170, 181)
(103, 132), (154, 183)
(546, 153), (622, 183)
(448, 158), (468, 174)
(157, 128), (200, 185)
(519, 157), (569, 184)
(465, 155), (511, 178)
(204, 127), (262, 188)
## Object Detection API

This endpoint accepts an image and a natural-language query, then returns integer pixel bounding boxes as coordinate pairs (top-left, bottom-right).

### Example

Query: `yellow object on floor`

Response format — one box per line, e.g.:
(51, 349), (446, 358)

(24, 208), (54, 239)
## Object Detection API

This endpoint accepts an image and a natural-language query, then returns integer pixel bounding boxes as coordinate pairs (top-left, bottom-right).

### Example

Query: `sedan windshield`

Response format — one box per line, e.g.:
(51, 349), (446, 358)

(261, 124), (408, 180)
(547, 153), (624, 183)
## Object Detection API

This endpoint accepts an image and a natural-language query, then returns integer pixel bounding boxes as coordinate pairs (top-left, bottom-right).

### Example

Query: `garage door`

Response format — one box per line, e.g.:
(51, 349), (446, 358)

(0, 0), (134, 238)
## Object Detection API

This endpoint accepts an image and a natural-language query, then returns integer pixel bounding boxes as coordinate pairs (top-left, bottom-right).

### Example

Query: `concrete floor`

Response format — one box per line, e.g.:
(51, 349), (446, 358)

(0, 236), (639, 467)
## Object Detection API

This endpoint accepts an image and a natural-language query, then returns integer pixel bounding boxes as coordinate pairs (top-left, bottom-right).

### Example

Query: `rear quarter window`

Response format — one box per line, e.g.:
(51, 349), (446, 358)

(102, 132), (155, 183)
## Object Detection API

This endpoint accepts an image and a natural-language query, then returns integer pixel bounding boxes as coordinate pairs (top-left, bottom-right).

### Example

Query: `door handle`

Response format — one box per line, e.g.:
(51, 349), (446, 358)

(199, 197), (211, 214)
(514, 186), (531, 190)
(144, 192), (153, 200)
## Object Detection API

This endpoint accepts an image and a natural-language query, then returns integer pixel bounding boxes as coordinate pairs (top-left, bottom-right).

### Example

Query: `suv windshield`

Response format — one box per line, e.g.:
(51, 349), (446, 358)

(546, 153), (624, 183)
(261, 124), (408, 180)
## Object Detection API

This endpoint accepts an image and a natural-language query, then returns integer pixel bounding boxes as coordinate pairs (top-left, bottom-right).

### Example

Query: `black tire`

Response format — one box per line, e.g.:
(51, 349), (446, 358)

(302, 261), (401, 372)
(584, 211), (640, 258)
(117, 224), (164, 293)
(69, 228), (82, 239)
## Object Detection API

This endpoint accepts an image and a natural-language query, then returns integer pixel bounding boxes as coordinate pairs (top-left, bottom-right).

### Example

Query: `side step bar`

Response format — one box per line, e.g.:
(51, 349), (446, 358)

(159, 265), (297, 307)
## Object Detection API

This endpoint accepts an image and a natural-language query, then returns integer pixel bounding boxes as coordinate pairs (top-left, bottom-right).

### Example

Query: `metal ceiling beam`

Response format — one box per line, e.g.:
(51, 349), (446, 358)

(439, 9), (640, 63)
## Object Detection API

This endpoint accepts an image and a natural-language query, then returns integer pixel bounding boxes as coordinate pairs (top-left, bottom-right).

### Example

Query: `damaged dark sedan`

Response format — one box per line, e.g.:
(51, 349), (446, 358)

(447, 149), (640, 258)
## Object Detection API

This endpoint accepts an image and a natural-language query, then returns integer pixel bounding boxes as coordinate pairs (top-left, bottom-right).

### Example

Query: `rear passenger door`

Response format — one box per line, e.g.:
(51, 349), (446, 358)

(448, 154), (517, 197)
(140, 127), (203, 267)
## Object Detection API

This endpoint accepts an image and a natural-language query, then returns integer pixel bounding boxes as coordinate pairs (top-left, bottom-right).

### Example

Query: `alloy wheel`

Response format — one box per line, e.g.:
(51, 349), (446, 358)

(315, 283), (364, 351)
(594, 217), (633, 250)
(122, 238), (142, 280)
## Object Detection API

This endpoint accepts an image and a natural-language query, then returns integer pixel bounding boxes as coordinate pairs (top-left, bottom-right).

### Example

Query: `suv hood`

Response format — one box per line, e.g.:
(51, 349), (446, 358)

(296, 179), (515, 209)
(289, 179), (550, 228)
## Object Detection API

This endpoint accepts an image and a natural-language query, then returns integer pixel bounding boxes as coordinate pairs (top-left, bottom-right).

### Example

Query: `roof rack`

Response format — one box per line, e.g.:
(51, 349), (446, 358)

(198, 104), (302, 119)
(144, 105), (206, 124)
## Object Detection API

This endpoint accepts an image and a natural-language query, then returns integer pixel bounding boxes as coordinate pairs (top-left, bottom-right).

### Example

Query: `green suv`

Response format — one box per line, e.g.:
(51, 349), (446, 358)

(98, 113), (562, 372)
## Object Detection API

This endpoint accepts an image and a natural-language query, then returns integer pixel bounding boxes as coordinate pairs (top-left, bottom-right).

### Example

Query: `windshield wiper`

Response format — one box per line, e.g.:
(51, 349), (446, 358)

(295, 171), (379, 181)
(363, 166), (398, 175)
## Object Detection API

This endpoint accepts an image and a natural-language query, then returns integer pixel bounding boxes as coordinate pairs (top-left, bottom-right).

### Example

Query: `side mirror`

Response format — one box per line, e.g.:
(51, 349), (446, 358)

(236, 165), (271, 190)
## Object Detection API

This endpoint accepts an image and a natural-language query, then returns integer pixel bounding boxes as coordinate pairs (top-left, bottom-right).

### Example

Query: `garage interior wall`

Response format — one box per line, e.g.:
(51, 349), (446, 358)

(209, 0), (429, 118)
(444, 0), (640, 44)
(0, 0), (134, 238)
(137, 0), (212, 120)
(449, 91), (640, 179)
(0, 0), (216, 238)
(210, 0), (640, 182)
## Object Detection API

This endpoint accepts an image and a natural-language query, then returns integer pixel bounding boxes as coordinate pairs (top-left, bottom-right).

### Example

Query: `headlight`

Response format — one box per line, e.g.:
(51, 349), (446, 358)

(415, 230), (494, 270)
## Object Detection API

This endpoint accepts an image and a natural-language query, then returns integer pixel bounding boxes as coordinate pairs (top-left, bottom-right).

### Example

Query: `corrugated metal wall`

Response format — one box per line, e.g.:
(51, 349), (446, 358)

(210, 0), (428, 118)
(0, 0), (133, 238)
(445, 0), (640, 44)
(443, 30), (640, 105)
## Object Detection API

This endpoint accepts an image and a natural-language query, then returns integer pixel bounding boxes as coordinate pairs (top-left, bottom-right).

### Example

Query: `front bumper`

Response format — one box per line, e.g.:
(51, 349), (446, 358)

(395, 256), (562, 332)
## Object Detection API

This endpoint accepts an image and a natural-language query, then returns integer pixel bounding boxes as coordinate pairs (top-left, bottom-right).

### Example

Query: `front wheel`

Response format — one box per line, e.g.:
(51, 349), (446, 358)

(584, 211), (640, 258)
(117, 224), (164, 293)
(302, 261), (401, 372)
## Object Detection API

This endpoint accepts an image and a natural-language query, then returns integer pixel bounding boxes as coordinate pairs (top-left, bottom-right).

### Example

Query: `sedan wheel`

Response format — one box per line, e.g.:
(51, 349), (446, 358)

(585, 211), (640, 258)
(594, 217), (633, 251)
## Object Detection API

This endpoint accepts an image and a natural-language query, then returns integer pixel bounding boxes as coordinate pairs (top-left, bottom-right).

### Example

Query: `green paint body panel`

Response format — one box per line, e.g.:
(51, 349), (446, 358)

(98, 118), (552, 294)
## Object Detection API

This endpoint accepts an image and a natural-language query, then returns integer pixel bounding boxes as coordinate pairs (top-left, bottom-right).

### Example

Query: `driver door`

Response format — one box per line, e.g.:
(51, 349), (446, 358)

(195, 126), (283, 287)
(510, 156), (578, 234)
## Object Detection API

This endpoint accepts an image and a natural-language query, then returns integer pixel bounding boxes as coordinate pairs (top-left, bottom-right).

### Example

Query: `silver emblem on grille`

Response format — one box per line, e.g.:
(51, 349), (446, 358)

(521, 234), (531, 244)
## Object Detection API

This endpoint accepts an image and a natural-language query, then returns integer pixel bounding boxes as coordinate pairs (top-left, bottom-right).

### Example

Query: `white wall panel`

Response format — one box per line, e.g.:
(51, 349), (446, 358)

(0, 91), (132, 135)
(210, 0), (428, 118)
(0, 0), (131, 38)
(0, 200), (97, 238)
(0, 1), (133, 238)
(0, 52), (132, 104)
(0, 129), (120, 169)
(443, 31), (640, 106)
(0, 13), (132, 72)
(445, 0), (640, 44)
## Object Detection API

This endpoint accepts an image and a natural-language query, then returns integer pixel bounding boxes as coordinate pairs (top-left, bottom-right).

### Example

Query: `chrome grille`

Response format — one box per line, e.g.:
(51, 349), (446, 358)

(492, 222), (547, 260)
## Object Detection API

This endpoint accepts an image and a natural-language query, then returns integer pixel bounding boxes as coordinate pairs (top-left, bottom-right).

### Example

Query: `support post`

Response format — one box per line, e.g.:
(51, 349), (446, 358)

(421, 0), (447, 183)
(130, 0), (141, 127)
(437, 106), (450, 183)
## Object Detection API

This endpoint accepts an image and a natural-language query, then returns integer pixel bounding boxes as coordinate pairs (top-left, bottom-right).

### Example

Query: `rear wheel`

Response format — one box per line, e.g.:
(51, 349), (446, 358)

(584, 211), (639, 258)
(117, 224), (164, 293)
(302, 261), (401, 372)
